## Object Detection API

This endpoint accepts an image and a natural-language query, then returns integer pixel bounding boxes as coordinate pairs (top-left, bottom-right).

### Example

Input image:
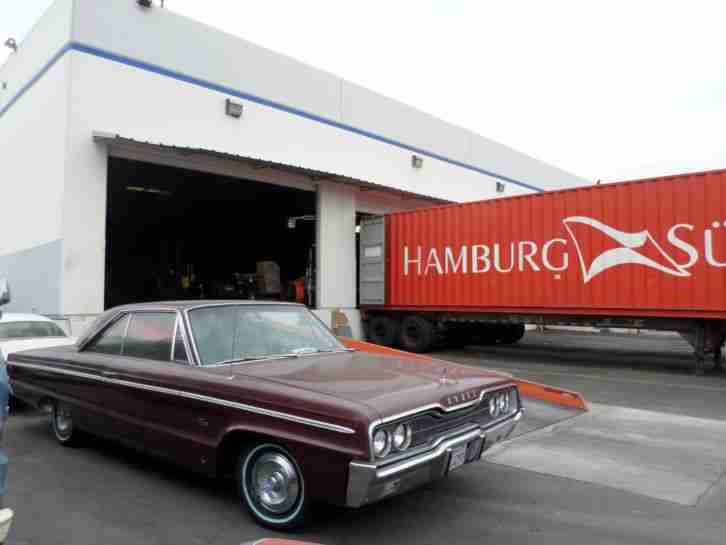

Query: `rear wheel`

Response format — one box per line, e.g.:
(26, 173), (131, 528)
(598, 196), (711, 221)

(399, 315), (435, 353)
(237, 443), (309, 531)
(367, 315), (399, 347)
(51, 401), (83, 447)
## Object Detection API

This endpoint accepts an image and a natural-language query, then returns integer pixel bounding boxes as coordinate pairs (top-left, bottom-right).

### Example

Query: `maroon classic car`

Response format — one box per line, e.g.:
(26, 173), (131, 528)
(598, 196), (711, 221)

(8, 301), (521, 530)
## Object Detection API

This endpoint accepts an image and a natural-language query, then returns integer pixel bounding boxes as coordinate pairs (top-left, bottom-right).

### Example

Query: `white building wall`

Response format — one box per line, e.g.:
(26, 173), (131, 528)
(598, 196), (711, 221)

(0, 0), (74, 314)
(316, 183), (357, 311)
(68, 0), (587, 201)
(2, 0), (591, 334)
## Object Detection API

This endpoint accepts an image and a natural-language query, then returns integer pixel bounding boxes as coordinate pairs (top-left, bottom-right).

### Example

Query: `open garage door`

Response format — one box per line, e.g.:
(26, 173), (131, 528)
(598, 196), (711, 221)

(105, 157), (316, 308)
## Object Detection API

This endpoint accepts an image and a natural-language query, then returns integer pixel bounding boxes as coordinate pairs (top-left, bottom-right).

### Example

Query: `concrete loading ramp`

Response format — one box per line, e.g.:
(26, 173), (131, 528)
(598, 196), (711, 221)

(342, 338), (726, 507)
(486, 403), (726, 506)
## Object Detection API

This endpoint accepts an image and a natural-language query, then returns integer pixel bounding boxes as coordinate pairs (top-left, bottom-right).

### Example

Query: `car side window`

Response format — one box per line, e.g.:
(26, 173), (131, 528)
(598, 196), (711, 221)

(85, 315), (130, 355)
(124, 312), (177, 362)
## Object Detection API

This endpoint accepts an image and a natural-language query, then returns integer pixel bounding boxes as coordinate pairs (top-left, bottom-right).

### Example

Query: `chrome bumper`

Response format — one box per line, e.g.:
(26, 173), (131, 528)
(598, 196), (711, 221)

(346, 409), (522, 508)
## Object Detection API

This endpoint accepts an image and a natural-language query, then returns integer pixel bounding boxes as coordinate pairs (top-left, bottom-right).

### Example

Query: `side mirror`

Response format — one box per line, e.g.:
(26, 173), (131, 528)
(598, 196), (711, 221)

(0, 279), (10, 306)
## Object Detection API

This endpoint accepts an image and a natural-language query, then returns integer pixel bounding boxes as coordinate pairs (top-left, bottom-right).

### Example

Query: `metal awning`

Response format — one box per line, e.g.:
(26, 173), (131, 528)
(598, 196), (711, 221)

(92, 132), (449, 204)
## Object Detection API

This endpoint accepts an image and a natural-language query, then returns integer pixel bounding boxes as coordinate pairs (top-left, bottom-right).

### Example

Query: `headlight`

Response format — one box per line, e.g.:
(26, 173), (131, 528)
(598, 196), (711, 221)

(373, 429), (391, 457)
(392, 423), (412, 451)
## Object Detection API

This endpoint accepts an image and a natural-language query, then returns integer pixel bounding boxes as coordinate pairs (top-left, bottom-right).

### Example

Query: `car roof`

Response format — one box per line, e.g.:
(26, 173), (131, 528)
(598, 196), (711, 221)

(0, 312), (57, 324)
(75, 300), (306, 351)
(112, 300), (303, 311)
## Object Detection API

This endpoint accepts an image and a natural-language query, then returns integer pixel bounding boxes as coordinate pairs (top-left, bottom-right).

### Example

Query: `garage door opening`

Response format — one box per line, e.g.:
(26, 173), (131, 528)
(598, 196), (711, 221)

(105, 157), (316, 309)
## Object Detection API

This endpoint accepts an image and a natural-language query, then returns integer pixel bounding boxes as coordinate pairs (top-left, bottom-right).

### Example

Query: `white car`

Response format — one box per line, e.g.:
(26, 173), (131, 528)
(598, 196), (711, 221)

(0, 313), (77, 369)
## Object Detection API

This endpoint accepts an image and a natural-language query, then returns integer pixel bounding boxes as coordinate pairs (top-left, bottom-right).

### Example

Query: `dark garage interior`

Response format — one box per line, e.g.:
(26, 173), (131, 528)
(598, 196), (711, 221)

(105, 157), (317, 309)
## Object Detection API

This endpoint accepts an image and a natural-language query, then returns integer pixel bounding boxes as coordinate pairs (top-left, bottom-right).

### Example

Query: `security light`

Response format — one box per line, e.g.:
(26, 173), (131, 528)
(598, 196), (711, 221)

(287, 215), (316, 229)
(411, 154), (424, 169)
(4, 38), (17, 52)
(225, 98), (244, 118)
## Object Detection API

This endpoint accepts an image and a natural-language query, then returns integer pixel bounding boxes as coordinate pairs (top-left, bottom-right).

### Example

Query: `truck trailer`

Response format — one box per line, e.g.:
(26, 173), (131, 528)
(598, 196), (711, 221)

(358, 168), (726, 372)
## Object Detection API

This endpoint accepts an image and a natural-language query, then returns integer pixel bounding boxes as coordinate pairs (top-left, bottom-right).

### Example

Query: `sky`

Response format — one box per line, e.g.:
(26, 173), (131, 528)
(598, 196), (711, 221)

(2, 0), (726, 183)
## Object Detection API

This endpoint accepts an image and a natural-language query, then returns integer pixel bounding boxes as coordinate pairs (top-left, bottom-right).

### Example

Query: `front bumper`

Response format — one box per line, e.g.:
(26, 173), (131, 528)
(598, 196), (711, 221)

(346, 409), (522, 507)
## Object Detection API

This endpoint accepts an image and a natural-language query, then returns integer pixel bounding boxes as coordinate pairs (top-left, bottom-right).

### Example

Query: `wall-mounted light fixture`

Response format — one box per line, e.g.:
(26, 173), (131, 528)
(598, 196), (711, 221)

(225, 98), (244, 119)
(411, 154), (424, 169)
(4, 38), (18, 53)
(496, 181), (506, 193)
(287, 215), (316, 229)
(126, 185), (172, 197)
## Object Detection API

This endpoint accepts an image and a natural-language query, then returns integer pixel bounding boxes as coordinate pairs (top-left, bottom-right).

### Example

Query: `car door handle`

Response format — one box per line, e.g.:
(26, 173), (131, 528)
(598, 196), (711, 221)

(101, 370), (119, 378)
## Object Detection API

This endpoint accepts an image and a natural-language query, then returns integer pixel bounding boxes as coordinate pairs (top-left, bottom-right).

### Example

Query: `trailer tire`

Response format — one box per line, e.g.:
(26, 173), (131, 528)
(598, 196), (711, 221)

(399, 316), (435, 353)
(499, 324), (525, 344)
(446, 324), (473, 348)
(474, 325), (500, 345)
(368, 315), (399, 347)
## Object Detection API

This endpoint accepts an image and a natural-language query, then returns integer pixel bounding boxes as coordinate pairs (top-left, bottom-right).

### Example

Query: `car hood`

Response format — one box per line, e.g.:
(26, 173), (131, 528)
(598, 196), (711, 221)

(201, 351), (512, 420)
(0, 337), (77, 359)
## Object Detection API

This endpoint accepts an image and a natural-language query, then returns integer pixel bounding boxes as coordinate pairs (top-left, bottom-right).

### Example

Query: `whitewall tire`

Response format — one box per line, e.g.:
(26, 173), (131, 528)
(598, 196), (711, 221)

(237, 443), (309, 530)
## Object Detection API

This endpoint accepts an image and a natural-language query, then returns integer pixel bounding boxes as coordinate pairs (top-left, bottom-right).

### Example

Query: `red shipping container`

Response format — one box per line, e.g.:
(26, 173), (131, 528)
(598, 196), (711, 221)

(377, 169), (726, 319)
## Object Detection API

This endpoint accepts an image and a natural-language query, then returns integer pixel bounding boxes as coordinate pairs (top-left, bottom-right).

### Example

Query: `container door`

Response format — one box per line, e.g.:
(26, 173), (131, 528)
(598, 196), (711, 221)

(359, 217), (386, 305)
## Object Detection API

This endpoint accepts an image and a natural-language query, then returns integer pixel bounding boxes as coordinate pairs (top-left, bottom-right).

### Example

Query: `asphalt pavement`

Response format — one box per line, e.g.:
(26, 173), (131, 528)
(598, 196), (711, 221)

(6, 331), (726, 545)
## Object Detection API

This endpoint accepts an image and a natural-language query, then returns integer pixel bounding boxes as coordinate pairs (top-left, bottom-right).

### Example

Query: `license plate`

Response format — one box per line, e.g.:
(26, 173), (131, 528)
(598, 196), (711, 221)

(448, 444), (468, 472)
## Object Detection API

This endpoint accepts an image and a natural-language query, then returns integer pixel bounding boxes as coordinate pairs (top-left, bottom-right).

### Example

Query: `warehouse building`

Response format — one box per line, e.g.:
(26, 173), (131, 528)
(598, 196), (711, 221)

(0, 0), (587, 336)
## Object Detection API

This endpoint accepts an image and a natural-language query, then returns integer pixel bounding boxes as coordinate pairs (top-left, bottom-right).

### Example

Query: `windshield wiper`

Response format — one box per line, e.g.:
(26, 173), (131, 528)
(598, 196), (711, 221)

(212, 348), (355, 366)
(212, 354), (300, 366)
(290, 347), (355, 356)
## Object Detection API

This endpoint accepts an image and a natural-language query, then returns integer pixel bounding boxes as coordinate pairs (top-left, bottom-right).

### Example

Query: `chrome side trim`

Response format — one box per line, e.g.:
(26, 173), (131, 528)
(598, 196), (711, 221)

(8, 361), (356, 435)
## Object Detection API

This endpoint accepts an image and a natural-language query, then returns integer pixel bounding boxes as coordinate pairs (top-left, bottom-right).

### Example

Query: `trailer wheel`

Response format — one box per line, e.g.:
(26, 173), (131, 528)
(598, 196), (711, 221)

(473, 324), (500, 345)
(368, 315), (399, 347)
(399, 316), (435, 353)
(499, 324), (526, 344)
(446, 324), (473, 348)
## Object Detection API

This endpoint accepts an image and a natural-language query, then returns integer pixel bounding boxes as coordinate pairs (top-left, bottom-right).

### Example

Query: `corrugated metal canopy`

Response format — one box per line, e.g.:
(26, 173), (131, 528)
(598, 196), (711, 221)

(92, 132), (450, 204)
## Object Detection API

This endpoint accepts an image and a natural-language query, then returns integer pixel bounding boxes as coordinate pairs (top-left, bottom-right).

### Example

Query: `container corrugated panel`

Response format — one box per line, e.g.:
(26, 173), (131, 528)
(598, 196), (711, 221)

(383, 169), (726, 318)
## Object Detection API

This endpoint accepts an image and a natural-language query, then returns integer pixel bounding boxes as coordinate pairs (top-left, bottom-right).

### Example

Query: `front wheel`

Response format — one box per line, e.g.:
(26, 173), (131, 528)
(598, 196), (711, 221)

(237, 443), (309, 531)
(51, 401), (83, 447)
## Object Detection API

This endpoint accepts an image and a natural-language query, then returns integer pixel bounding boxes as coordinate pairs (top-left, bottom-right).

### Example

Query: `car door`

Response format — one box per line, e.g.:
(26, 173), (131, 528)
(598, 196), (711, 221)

(106, 311), (218, 470)
(76, 313), (141, 440)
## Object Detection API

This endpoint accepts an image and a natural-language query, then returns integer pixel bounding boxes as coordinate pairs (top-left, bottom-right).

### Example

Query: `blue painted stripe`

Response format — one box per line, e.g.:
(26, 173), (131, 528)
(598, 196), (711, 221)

(0, 43), (71, 119)
(2, 41), (544, 192)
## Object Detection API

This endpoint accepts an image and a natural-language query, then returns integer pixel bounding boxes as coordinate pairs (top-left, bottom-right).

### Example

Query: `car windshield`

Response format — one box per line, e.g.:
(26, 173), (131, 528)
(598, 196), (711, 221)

(0, 320), (68, 340)
(188, 305), (346, 366)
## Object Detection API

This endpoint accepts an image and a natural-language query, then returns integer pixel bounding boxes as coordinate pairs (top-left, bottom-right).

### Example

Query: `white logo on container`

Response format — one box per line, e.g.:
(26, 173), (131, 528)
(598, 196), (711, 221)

(562, 216), (691, 283)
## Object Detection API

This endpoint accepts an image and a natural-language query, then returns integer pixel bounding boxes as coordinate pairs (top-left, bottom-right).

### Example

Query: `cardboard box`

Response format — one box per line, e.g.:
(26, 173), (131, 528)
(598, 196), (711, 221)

(256, 261), (281, 294)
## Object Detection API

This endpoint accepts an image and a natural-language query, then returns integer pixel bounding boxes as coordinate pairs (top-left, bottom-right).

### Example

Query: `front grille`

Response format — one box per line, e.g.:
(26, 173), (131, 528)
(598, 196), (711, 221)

(407, 388), (517, 448)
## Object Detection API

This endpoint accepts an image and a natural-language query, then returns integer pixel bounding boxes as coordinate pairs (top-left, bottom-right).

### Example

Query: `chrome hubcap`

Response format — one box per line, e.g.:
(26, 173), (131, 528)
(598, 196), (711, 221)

(55, 405), (73, 438)
(251, 453), (300, 514)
